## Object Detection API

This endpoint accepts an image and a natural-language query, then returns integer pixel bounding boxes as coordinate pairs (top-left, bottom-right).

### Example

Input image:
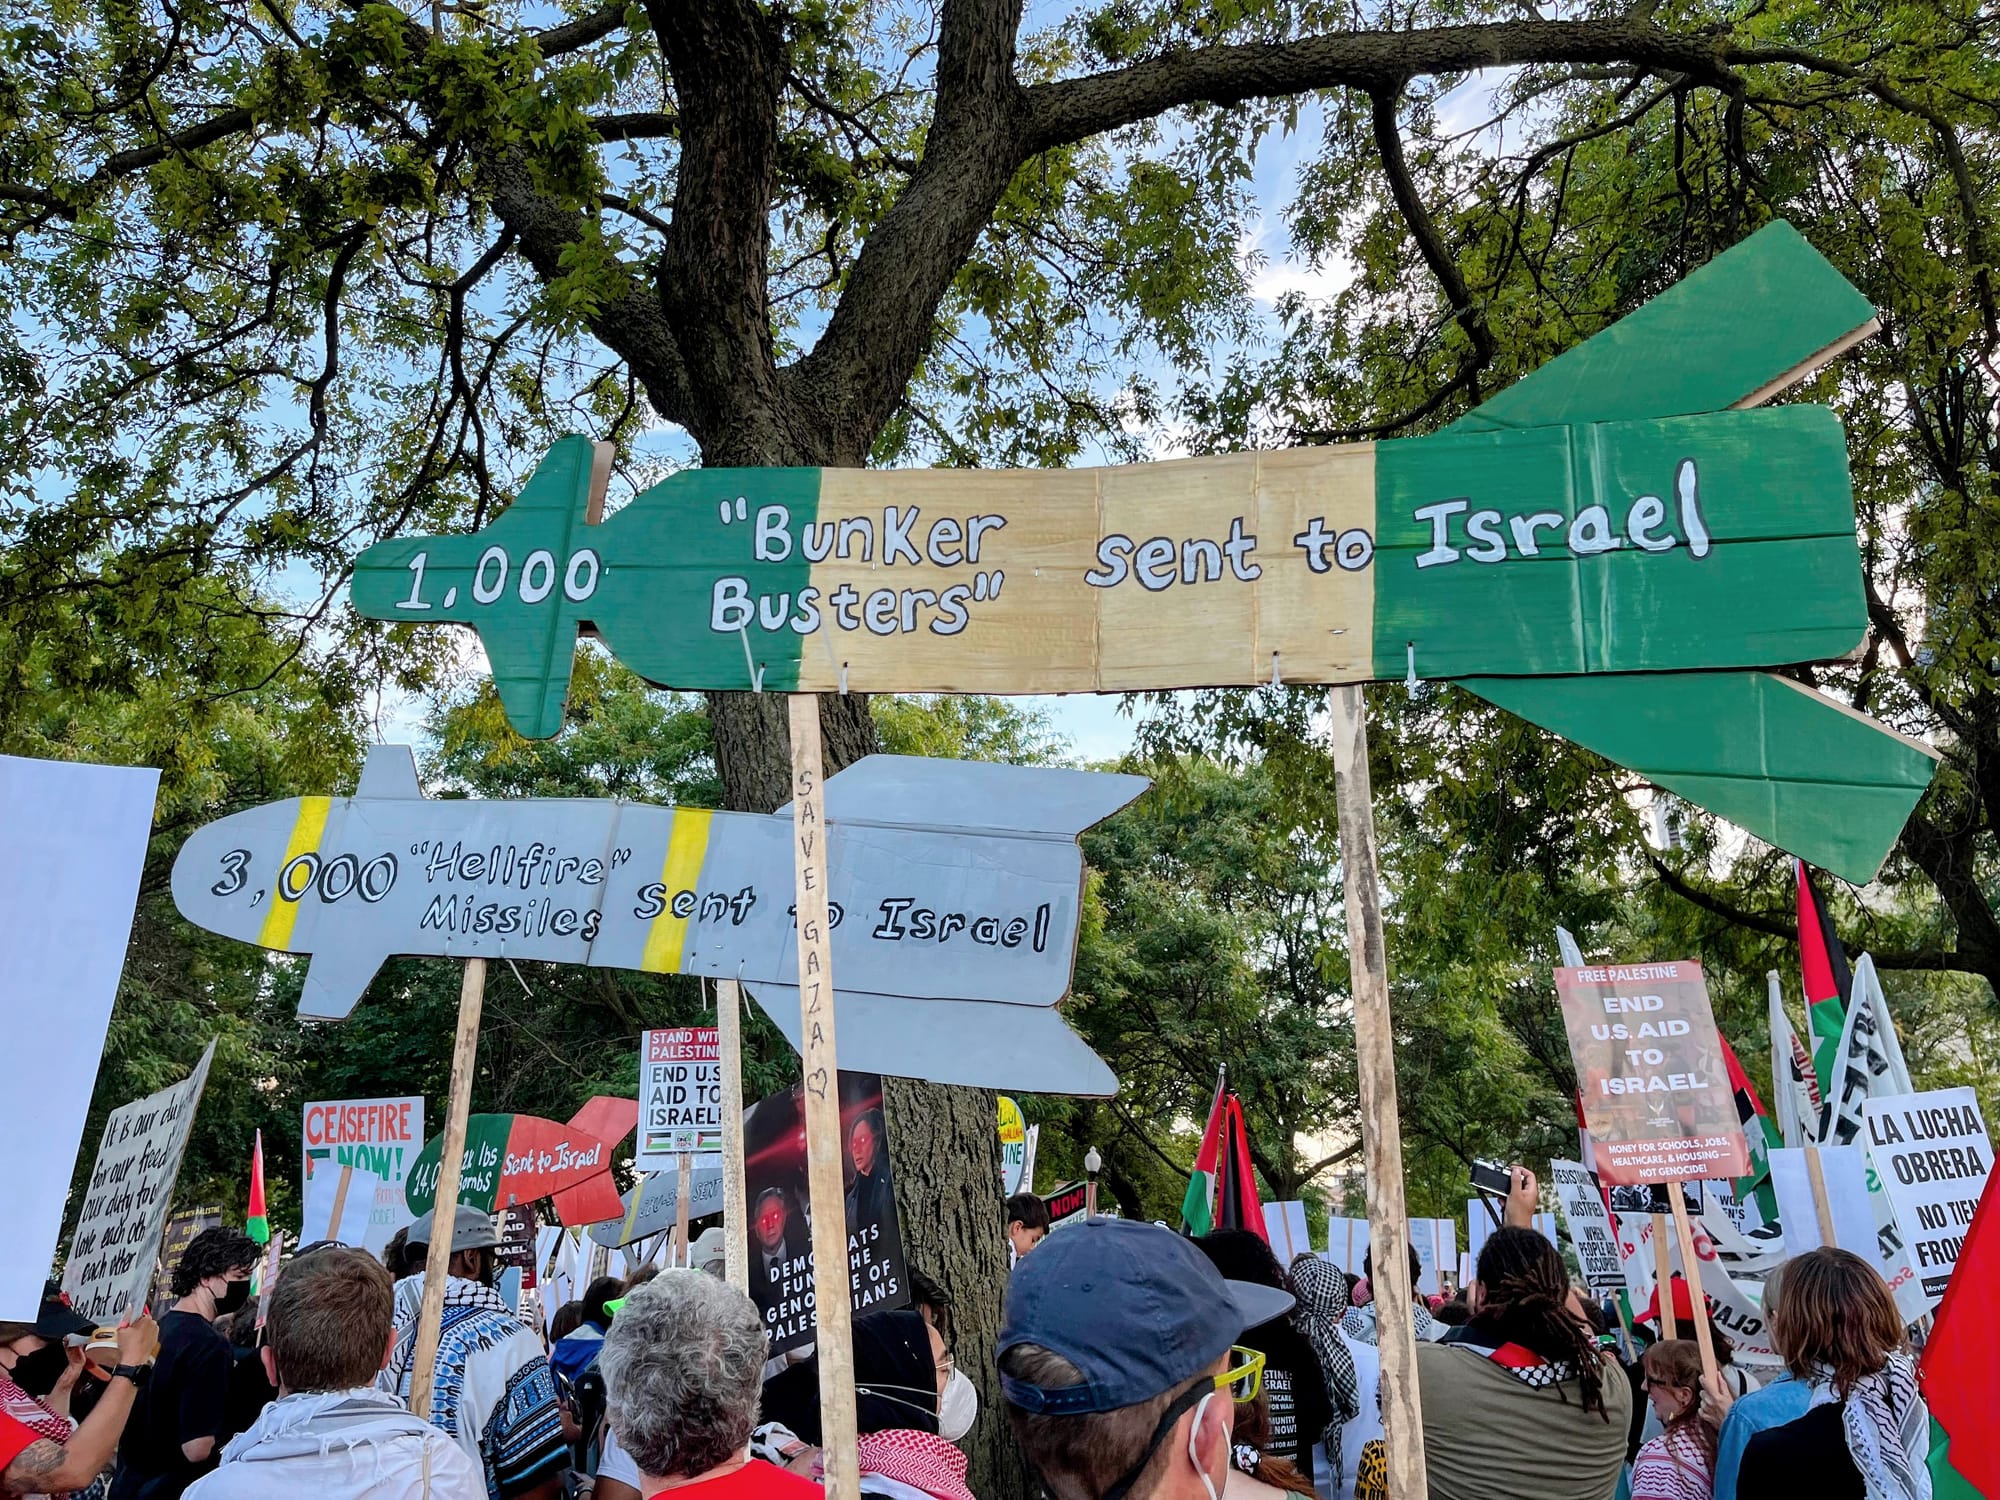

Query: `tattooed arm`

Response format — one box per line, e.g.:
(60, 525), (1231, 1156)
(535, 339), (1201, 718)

(2, 1318), (156, 1497)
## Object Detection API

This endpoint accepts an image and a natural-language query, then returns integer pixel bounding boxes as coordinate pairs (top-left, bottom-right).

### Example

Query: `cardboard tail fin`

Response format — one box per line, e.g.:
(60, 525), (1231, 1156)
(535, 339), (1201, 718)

(568, 1096), (640, 1152)
(296, 948), (385, 1020)
(349, 435), (612, 740)
(550, 1172), (628, 1228)
(1448, 222), (1930, 882)
(744, 983), (1119, 1096)
(804, 756), (1150, 839)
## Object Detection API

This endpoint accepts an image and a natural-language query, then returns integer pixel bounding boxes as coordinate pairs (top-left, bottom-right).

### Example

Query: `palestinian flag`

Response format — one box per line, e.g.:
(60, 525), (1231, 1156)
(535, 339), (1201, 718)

(1181, 1069), (1228, 1236)
(246, 1130), (270, 1245)
(1720, 1035), (1782, 1229)
(1924, 1166), (2000, 1498)
(1797, 859), (1853, 1104)
(1217, 1095), (1269, 1244)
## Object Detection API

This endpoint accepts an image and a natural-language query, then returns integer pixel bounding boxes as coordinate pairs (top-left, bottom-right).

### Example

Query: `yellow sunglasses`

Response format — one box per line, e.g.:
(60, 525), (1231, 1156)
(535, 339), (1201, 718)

(1215, 1344), (1265, 1404)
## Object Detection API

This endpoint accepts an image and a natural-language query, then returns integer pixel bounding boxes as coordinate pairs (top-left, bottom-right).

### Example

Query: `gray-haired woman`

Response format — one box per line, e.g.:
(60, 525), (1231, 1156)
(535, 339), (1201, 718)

(591, 1271), (821, 1500)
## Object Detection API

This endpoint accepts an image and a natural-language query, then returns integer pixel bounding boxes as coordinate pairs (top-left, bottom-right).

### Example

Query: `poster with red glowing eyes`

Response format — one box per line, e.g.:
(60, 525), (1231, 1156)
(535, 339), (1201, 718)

(743, 1070), (908, 1354)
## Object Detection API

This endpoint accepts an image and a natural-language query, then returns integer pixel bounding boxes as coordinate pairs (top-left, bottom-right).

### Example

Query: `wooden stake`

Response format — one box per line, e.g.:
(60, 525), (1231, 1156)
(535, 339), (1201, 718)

(675, 1150), (693, 1267)
(1652, 1213), (1677, 1340)
(717, 977), (750, 1293)
(787, 695), (860, 1500)
(328, 1163), (354, 1240)
(1804, 1145), (1839, 1246)
(1326, 685), (1428, 1500)
(1665, 1182), (1719, 1383)
(410, 956), (486, 1419)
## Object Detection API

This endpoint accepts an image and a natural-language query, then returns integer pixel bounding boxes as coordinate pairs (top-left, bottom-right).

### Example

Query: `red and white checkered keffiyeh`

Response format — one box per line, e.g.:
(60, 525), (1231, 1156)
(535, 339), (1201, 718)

(854, 1429), (977, 1500)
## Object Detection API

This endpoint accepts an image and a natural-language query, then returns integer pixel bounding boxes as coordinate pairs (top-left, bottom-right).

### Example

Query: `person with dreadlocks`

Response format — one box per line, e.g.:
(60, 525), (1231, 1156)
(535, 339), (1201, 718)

(1412, 1226), (1630, 1500)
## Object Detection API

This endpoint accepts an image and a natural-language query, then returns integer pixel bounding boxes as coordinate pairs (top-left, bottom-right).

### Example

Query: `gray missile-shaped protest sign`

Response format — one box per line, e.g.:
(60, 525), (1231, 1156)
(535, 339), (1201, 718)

(589, 1163), (725, 1248)
(171, 746), (1145, 1095)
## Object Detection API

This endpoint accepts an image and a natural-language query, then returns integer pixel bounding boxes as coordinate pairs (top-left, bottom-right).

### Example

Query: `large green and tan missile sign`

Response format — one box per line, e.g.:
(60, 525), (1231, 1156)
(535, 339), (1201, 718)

(354, 224), (1937, 882)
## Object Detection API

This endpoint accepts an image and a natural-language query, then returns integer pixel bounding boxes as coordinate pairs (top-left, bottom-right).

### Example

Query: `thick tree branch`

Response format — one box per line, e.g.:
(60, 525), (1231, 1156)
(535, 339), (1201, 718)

(789, 0), (1028, 462)
(1371, 88), (1496, 390)
(592, 110), (678, 142)
(533, 3), (628, 57)
(483, 150), (693, 424)
(1021, 20), (1736, 153)
(645, 0), (792, 460)
(1647, 850), (1994, 987)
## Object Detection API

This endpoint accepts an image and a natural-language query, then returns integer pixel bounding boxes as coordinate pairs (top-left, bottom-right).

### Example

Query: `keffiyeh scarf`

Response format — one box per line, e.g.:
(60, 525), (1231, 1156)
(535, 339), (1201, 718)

(1288, 1254), (1362, 1426)
(1805, 1355), (1932, 1500)
(1443, 1333), (1577, 1390)
(0, 1375), (71, 1445)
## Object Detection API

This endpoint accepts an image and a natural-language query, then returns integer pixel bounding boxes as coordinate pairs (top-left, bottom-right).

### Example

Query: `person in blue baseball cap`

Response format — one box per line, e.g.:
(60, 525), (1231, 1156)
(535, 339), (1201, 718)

(996, 1218), (1294, 1500)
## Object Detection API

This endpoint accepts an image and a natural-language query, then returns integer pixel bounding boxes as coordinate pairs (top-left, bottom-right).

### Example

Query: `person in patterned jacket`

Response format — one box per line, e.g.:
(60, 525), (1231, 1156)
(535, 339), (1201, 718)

(382, 1206), (566, 1500)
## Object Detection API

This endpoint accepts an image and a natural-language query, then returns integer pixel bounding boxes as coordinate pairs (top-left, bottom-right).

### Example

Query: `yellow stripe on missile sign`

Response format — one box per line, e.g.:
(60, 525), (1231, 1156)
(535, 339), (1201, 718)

(258, 797), (332, 951)
(640, 810), (715, 972)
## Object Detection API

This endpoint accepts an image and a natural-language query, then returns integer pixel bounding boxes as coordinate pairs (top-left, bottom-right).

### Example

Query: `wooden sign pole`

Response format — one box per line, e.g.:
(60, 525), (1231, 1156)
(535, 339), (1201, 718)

(410, 955), (486, 1418)
(787, 695), (860, 1499)
(1665, 1183), (1719, 1382)
(1804, 1145), (1839, 1245)
(675, 1150), (693, 1268)
(328, 1163), (354, 1239)
(1326, 685), (1428, 1500)
(1652, 1213), (1677, 1340)
(716, 977), (750, 1292)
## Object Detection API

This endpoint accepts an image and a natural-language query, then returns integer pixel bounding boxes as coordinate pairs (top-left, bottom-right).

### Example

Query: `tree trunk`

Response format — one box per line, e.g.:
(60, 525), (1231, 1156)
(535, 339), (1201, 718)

(705, 682), (1025, 1498)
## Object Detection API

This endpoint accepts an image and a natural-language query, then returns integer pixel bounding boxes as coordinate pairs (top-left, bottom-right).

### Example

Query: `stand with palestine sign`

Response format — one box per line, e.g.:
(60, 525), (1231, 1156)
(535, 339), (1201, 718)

(349, 224), (1940, 1500)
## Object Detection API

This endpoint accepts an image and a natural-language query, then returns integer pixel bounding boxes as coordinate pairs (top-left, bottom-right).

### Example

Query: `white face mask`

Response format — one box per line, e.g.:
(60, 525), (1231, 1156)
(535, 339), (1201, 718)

(938, 1366), (978, 1443)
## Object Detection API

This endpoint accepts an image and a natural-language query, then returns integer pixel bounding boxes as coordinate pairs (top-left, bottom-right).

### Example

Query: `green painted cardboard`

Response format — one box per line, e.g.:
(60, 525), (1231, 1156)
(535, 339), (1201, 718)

(1448, 223), (1930, 882)
(350, 223), (1935, 881)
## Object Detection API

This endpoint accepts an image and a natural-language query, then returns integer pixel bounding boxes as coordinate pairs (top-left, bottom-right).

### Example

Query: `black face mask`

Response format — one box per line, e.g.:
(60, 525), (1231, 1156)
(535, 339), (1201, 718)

(214, 1278), (252, 1317)
(11, 1344), (69, 1397)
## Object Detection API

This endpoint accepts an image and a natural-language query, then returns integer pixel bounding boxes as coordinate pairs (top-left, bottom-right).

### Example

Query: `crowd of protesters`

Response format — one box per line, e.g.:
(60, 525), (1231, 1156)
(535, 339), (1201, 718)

(0, 1161), (1935, 1500)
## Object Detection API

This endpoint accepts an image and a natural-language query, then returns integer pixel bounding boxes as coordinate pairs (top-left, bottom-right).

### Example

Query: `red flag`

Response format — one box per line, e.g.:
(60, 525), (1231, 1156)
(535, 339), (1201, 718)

(1216, 1095), (1268, 1243)
(1923, 1166), (2000, 1497)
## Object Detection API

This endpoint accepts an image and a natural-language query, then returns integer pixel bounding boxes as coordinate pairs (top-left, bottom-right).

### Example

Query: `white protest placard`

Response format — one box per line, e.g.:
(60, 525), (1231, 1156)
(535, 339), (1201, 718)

(1262, 1202), (1310, 1264)
(302, 1096), (424, 1257)
(62, 1041), (215, 1324)
(1326, 1215), (1370, 1277)
(1464, 1198), (1558, 1276)
(1769, 1145), (1875, 1257)
(301, 1162), (388, 1247)
(1611, 1208), (1780, 1364)
(1549, 1160), (1625, 1295)
(0, 754), (158, 1319)
(638, 1028), (722, 1170)
(1410, 1218), (1455, 1297)
(1864, 1088), (1993, 1310)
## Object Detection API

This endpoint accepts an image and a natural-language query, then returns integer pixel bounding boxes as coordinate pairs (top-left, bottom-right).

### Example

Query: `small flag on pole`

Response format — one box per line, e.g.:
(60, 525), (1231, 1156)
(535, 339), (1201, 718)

(246, 1129), (270, 1246)
(1796, 859), (1853, 1102)
(1181, 1068), (1227, 1237)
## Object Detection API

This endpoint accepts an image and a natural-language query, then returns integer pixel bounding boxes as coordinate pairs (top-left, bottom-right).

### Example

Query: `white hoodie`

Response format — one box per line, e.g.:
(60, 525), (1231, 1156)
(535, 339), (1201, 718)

(183, 1387), (484, 1500)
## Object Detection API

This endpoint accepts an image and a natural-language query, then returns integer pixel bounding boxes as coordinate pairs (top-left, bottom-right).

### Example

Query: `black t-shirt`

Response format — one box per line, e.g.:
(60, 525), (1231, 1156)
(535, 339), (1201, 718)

(1737, 1400), (1865, 1500)
(1241, 1316), (1332, 1482)
(108, 1311), (233, 1500)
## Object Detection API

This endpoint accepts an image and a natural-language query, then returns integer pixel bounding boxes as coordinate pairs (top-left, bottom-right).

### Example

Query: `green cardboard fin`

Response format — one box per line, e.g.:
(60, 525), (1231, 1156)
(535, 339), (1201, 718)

(351, 435), (609, 739)
(1461, 673), (1937, 884)
(1449, 221), (1931, 879)
(1448, 221), (1880, 433)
